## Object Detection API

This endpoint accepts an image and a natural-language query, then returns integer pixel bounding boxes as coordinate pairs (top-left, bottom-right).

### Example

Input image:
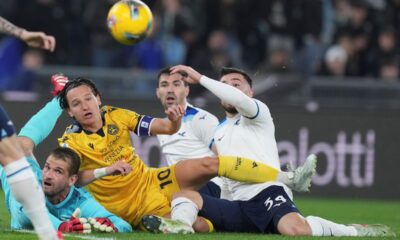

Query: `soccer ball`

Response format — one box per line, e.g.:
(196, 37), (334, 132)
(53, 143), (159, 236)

(107, 0), (153, 45)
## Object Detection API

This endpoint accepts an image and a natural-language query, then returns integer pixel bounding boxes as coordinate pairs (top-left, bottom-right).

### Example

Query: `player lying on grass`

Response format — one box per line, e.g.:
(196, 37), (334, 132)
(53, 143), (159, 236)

(50, 75), (316, 229)
(141, 65), (396, 238)
(0, 75), (132, 234)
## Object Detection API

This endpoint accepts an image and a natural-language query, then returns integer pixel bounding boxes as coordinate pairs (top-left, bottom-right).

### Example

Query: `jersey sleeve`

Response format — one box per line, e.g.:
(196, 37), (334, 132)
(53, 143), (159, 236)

(117, 108), (154, 137)
(58, 130), (82, 160)
(79, 196), (133, 232)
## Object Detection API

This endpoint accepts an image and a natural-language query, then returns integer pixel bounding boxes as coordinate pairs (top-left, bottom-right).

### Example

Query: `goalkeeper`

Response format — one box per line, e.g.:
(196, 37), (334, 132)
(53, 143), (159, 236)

(0, 74), (132, 234)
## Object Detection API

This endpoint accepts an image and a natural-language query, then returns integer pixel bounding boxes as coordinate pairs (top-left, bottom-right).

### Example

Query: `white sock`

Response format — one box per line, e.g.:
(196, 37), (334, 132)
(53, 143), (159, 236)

(171, 197), (198, 226)
(277, 171), (294, 186)
(306, 216), (357, 237)
(5, 158), (58, 240)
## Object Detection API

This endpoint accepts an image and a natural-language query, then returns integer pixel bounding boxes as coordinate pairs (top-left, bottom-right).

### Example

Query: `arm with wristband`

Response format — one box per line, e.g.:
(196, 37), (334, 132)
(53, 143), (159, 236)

(77, 160), (132, 187)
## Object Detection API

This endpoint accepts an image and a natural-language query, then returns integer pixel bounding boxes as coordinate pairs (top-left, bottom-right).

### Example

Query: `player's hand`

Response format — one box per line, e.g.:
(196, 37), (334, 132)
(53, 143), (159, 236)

(89, 217), (118, 233)
(58, 208), (91, 234)
(19, 29), (56, 52)
(165, 104), (184, 122)
(51, 73), (69, 96)
(106, 160), (132, 176)
(170, 65), (202, 84)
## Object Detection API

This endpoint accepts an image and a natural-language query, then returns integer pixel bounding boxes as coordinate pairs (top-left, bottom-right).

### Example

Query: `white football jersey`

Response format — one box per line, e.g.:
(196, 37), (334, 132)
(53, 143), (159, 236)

(157, 104), (232, 200)
(214, 99), (290, 200)
(157, 104), (218, 165)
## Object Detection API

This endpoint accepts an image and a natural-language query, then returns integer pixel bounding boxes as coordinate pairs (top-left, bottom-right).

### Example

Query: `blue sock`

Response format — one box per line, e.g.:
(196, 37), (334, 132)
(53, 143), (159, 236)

(0, 105), (16, 140)
(18, 98), (62, 147)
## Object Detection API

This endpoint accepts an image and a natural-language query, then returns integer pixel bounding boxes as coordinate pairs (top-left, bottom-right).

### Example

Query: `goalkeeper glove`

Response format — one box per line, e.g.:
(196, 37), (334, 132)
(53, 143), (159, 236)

(89, 217), (118, 233)
(58, 208), (91, 233)
(58, 217), (91, 233)
(51, 73), (69, 96)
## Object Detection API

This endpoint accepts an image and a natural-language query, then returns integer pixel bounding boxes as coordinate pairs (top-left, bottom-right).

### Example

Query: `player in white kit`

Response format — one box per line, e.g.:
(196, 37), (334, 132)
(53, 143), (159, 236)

(142, 65), (396, 237)
(155, 67), (229, 201)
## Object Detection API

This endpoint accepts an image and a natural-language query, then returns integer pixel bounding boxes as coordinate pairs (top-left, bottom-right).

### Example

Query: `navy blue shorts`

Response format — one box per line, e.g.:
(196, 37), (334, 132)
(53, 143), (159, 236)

(199, 186), (299, 233)
(0, 105), (15, 140)
(199, 181), (221, 198)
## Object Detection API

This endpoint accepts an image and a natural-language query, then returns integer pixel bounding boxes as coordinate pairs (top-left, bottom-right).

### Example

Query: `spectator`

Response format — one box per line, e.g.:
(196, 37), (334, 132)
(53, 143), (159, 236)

(379, 57), (399, 82)
(318, 45), (348, 77)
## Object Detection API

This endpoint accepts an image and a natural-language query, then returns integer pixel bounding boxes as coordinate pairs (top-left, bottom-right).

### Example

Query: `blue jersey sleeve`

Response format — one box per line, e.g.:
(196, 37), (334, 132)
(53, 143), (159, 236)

(79, 193), (132, 232)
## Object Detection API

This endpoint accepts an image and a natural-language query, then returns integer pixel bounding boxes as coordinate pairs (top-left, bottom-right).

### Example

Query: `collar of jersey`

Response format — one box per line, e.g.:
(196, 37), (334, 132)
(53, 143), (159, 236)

(72, 110), (106, 137)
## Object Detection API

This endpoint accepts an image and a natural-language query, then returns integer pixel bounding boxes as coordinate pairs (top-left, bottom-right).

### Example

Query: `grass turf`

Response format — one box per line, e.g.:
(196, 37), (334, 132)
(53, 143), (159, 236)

(0, 189), (398, 239)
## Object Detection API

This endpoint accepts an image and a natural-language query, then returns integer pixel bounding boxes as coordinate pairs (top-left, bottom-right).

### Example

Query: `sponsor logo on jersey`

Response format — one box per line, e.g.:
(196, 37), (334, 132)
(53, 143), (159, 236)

(107, 124), (119, 135)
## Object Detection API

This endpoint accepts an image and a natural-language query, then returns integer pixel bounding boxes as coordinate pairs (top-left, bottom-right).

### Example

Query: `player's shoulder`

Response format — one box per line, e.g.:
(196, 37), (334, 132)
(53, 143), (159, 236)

(64, 122), (83, 135)
(185, 104), (218, 123)
(103, 105), (140, 118)
(215, 118), (228, 130)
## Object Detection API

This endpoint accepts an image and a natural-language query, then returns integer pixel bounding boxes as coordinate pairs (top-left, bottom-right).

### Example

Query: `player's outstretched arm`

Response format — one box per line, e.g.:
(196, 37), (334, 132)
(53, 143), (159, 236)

(149, 105), (184, 135)
(170, 65), (258, 118)
(76, 160), (132, 187)
(0, 16), (55, 52)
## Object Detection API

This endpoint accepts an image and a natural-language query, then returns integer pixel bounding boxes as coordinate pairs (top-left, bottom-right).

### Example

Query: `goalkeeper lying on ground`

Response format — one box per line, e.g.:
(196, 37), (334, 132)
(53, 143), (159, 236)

(0, 77), (132, 234)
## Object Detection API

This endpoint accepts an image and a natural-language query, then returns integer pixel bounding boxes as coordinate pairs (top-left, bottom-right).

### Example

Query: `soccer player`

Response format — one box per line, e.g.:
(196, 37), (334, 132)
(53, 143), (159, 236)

(141, 65), (396, 237)
(1, 83), (132, 233)
(156, 67), (228, 200)
(0, 108), (58, 240)
(0, 16), (57, 240)
(56, 77), (316, 229)
(0, 16), (55, 52)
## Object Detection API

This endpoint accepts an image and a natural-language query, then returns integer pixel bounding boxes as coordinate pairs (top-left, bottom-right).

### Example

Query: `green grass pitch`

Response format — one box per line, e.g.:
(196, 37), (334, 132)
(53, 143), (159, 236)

(0, 189), (398, 239)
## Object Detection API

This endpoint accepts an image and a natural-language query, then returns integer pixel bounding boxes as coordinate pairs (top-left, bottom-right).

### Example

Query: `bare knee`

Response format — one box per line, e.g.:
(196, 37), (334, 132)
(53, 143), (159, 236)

(277, 213), (312, 236)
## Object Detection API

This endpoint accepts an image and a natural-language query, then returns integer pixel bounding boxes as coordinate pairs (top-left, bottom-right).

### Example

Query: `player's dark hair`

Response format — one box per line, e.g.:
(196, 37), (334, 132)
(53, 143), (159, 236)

(49, 147), (81, 176)
(220, 67), (253, 87)
(156, 66), (188, 86)
(58, 77), (101, 109)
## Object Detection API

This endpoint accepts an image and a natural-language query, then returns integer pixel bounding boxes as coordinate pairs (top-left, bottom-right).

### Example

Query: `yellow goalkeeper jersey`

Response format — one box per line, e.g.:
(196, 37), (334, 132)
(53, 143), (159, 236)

(58, 106), (178, 227)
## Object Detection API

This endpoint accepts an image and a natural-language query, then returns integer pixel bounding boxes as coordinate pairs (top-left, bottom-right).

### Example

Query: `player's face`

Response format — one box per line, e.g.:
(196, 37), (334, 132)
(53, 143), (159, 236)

(42, 155), (76, 198)
(66, 85), (102, 128)
(220, 73), (253, 114)
(156, 73), (189, 109)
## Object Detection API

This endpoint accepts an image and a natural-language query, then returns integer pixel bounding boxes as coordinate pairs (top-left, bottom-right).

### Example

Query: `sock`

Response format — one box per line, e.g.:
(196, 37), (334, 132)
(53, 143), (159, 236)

(171, 197), (198, 226)
(277, 171), (294, 186)
(306, 216), (357, 236)
(218, 156), (279, 183)
(18, 97), (62, 147)
(5, 158), (58, 240)
(202, 217), (215, 232)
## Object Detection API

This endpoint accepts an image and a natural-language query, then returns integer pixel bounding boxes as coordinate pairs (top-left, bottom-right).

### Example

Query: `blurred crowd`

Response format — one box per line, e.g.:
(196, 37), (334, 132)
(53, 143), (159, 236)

(0, 0), (400, 92)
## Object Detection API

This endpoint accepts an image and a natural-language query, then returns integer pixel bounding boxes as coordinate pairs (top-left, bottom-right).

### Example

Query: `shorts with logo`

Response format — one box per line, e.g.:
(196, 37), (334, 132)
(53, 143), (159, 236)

(199, 185), (299, 233)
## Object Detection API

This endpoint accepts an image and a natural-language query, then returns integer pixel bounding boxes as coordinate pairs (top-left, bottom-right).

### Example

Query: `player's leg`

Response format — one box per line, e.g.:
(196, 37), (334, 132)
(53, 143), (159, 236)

(142, 190), (254, 233)
(174, 155), (316, 192)
(304, 216), (396, 237)
(0, 105), (58, 240)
